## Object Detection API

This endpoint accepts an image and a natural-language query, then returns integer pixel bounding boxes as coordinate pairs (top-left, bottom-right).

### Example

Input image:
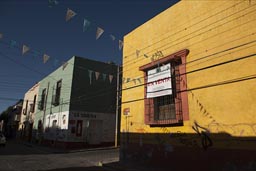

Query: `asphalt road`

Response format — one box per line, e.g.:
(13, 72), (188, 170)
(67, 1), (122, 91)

(0, 140), (119, 171)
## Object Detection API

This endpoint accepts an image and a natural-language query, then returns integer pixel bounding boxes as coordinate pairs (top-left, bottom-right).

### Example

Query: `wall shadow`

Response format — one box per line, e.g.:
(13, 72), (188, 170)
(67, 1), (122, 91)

(37, 166), (111, 171)
(118, 132), (256, 171)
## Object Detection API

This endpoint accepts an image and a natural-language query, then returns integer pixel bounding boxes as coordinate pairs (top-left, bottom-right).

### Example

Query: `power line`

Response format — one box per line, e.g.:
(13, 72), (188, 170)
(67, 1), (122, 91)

(122, 74), (256, 104)
(121, 53), (256, 92)
(121, 39), (256, 86)
(123, 3), (256, 67)
(121, 16), (256, 75)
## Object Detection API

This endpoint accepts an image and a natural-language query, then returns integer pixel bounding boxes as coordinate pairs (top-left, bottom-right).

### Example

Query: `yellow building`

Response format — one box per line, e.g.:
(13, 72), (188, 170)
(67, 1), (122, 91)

(121, 0), (256, 170)
(18, 83), (39, 141)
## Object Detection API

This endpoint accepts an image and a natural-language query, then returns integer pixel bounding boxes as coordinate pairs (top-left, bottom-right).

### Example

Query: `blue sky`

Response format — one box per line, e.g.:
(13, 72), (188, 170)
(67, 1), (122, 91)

(0, 0), (179, 112)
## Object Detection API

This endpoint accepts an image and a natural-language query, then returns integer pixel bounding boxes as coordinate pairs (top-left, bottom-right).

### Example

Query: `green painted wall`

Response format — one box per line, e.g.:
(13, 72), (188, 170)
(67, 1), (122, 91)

(33, 57), (74, 130)
(70, 57), (117, 114)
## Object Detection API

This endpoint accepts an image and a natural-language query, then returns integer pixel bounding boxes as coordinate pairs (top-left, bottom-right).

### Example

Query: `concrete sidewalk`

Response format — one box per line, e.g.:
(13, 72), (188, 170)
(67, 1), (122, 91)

(19, 141), (164, 171)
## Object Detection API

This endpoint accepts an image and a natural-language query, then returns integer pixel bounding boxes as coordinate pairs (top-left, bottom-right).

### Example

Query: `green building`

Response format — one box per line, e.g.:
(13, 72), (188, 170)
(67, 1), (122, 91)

(34, 56), (118, 148)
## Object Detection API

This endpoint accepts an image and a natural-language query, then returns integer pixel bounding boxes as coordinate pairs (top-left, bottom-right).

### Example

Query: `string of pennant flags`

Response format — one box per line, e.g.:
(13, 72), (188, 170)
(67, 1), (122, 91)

(88, 70), (114, 85)
(61, 2), (160, 61)
(0, 34), (62, 66)
(64, 7), (124, 50)
(0, 32), (159, 86)
(0, 32), (115, 85)
(0, 1), (167, 86)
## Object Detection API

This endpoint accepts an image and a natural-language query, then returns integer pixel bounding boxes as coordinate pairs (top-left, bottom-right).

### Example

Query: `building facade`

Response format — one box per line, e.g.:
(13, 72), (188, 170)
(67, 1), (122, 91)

(34, 56), (118, 148)
(120, 0), (256, 170)
(18, 83), (39, 141)
(6, 100), (23, 139)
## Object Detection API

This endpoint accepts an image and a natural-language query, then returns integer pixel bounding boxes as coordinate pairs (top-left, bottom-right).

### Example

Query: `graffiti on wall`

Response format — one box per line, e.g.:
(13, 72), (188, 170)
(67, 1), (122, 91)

(192, 121), (213, 150)
(146, 50), (164, 61)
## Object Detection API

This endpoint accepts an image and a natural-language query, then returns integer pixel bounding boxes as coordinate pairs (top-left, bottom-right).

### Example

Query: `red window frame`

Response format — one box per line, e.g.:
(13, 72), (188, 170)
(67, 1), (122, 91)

(139, 49), (189, 126)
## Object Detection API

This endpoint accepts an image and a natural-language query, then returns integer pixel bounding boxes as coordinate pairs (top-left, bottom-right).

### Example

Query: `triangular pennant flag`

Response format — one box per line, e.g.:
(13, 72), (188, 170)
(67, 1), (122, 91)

(95, 72), (100, 80)
(48, 0), (58, 8)
(88, 70), (93, 84)
(144, 54), (149, 58)
(119, 40), (123, 50)
(96, 27), (104, 40)
(0, 33), (3, 39)
(66, 8), (76, 22)
(43, 54), (50, 64)
(83, 19), (91, 32)
(22, 45), (30, 55)
(10, 40), (17, 48)
(137, 78), (142, 84)
(136, 50), (140, 58)
(62, 61), (68, 70)
(110, 35), (116, 41)
(109, 75), (114, 83)
(122, 78), (126, 84)
(102, 73), (107, 81)
(133, 79), (136, 85)
(204, 109), (207, 115)
(200, 105), (203, 111)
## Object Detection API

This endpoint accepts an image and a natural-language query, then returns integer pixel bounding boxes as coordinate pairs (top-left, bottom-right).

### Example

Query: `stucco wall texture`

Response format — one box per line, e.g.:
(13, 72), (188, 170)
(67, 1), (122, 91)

(121, 0), (256, 149)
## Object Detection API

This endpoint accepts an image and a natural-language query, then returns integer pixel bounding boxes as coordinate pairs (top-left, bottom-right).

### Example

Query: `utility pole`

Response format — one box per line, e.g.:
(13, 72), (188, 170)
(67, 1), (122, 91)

(115, 65), (120, 147)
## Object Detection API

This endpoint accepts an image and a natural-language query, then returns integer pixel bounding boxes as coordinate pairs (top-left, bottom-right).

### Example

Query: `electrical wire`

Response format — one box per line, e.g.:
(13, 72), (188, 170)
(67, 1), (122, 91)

(122, 74), (256, 104)
(123, 2), (256, 66)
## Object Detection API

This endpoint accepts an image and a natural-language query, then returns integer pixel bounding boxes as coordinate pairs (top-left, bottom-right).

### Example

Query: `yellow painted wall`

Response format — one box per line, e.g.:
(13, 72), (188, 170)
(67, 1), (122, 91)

(121, 0), (256, 146)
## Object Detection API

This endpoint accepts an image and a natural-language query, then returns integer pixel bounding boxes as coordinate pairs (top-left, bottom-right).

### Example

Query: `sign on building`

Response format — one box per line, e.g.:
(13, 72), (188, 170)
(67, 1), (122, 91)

(146, 63), (172, 98)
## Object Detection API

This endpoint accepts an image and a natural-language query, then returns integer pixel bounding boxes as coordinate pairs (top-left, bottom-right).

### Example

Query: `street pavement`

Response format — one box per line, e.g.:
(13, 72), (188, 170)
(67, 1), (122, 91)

(0, 140), (166, 171)
(0, 140), (119, 171)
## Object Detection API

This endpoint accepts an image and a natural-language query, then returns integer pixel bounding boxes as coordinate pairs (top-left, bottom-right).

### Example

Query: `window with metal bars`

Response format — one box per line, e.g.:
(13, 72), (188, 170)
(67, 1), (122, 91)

(139, 49), (189, 126)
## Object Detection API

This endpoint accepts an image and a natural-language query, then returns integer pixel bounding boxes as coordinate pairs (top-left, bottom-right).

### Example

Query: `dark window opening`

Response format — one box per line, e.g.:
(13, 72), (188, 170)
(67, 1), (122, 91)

(38, 88), (46, 110)
(53, 80), (61, 106)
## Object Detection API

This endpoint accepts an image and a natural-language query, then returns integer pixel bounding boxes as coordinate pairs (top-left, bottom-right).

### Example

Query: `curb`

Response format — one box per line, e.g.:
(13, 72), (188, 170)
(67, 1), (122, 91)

(67, 146), (119, 153)
(21, 141), (119, 154)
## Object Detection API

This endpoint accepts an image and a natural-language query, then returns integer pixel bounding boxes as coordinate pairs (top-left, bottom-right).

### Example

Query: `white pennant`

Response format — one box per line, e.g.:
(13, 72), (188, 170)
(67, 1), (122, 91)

(96, 27), (104, 40)
(119, 40), (123, 50)
(110, 35), (116, 41)
(66, 8), (76, 22)
(95, 72), (100, 80)
(83, 19), (91, 32)
(43, 54), (50, 64)
(22, 45), (30, 55)
(109, 75), (113, 83)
